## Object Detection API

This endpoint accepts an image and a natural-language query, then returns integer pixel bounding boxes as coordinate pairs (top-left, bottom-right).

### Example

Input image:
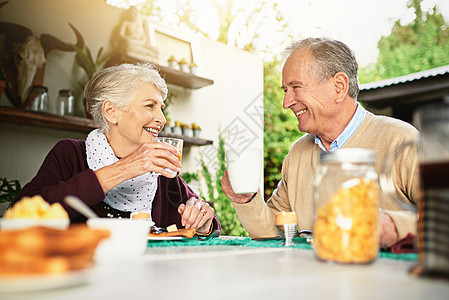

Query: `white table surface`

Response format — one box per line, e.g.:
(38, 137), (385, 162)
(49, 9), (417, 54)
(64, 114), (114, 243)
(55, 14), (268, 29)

(1, 241), (448, 300)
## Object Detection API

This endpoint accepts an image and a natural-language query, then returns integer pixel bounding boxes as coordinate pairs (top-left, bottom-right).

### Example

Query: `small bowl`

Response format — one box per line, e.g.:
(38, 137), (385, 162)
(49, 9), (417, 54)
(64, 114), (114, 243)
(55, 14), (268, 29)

(87, 218), (153, 264)
(0, 218), (70, 231)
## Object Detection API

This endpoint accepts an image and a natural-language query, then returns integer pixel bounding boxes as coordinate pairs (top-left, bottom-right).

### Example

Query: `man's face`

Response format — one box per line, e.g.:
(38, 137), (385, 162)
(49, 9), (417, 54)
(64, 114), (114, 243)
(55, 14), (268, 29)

(281, 51), (337, 137)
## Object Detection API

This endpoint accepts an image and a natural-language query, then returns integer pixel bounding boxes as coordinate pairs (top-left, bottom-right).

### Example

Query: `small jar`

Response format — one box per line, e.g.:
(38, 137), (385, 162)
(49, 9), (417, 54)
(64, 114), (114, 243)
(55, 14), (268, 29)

(28, 86), (49, 112)
(313, 148), (379, 264)
(57, 89), (75, 116)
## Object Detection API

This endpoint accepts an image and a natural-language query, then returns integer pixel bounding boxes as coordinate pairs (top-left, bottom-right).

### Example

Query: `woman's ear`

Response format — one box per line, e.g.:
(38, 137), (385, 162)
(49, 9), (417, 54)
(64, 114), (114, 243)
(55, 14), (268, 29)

(333, 72), (349, 103)
(102, 100), (118, 125)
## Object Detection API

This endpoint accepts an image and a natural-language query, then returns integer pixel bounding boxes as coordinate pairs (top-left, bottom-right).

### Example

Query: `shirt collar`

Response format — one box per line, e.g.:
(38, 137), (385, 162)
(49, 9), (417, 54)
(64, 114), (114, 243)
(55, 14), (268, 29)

(315, 103), (366, 152)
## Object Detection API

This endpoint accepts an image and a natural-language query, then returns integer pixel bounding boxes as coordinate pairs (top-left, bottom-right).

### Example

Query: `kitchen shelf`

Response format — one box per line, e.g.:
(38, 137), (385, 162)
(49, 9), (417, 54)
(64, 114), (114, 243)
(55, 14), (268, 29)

(107, 54), (214, 89)
(0, 106), (96, 133)
(0, 106), (213, 146)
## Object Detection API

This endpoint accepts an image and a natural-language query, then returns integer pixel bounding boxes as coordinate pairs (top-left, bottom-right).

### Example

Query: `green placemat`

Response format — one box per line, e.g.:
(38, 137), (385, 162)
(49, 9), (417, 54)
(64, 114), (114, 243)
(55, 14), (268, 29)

(378, 251), (418, 261)
(147, 237), (418, 261)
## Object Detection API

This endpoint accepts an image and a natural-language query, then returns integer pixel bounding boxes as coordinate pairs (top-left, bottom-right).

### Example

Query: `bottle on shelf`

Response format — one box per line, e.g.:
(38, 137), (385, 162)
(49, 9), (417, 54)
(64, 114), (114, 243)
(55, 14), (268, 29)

(28, 86), (49, 112)
(57, 89), (75, 116)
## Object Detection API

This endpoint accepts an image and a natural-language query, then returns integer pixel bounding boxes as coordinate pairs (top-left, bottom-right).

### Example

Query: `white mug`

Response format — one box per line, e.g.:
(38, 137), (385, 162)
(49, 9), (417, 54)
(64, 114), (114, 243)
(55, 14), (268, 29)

(226, 147), (262, 194)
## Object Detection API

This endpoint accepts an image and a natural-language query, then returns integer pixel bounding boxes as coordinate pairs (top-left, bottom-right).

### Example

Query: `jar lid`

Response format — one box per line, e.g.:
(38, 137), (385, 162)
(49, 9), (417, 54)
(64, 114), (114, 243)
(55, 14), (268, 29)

(58, 89), (74, 95)
(31, 85), (48, 91)
(320, 148), (376, 164)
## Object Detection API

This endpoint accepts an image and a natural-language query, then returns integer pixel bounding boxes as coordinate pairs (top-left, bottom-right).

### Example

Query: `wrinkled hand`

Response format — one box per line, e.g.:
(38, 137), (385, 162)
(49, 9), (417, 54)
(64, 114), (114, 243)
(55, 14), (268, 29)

(221, 170), (255, 204)
(178, 197), (214, 234)
(380, 212), (399, 248)
(116, 141), (181, 179)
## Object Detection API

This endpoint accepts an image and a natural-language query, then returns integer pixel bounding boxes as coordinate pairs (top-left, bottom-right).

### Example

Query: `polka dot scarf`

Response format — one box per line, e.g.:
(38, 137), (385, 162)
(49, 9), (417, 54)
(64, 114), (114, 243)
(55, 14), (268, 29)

(86, 129), (158, 217)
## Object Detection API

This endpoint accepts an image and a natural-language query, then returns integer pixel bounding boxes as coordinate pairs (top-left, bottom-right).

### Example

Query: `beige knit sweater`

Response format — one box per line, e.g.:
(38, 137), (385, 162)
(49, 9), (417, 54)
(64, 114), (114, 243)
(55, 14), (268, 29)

(233, 112), (419, 240)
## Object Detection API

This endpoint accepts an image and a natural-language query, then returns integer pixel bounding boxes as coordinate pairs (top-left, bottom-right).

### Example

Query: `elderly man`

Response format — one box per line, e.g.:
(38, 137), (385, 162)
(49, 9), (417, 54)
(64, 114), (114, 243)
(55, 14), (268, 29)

(222, 37), (419, 248)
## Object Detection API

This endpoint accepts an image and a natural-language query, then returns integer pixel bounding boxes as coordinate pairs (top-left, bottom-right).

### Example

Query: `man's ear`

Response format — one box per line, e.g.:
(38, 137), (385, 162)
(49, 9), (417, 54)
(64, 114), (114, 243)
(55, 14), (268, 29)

(102, 100), (118, 125)
(333, 72), (349, 103)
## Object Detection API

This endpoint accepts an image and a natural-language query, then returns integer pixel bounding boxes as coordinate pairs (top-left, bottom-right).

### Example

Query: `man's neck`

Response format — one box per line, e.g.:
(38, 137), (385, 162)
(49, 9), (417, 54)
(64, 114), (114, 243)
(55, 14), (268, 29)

(318, 101), (358, 151)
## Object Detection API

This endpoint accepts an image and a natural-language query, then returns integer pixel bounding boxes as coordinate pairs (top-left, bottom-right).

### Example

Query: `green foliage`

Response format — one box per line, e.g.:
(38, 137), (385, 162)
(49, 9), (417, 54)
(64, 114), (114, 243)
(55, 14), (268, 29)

(359, 0), (449, 83)
(72, 44), (110, 87)
(182, 132), (248, 236)
(263, 59), (304, 200)
(162, 92), (174, 121)
(179, 170), (199, 187)
(0, 177), (21, 204)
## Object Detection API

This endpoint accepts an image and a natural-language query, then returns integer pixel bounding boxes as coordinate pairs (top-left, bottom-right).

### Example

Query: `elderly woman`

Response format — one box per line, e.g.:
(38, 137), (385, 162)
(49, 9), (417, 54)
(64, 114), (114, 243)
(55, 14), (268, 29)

(13, 63), (220, 236)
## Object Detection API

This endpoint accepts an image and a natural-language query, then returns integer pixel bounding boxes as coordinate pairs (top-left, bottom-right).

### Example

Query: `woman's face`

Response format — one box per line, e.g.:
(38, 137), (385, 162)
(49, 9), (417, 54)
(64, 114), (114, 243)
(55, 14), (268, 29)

(108, 81), (166, 156)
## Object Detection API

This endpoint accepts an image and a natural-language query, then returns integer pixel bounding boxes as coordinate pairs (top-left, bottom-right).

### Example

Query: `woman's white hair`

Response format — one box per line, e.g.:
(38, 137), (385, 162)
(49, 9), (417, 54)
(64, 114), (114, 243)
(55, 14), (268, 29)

(84, 62), (168, 133)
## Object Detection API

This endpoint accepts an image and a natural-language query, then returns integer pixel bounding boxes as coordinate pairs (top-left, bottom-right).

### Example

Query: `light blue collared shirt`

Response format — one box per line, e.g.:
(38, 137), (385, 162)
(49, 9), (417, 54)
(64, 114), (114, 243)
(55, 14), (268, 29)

(315, 103), (367, 152)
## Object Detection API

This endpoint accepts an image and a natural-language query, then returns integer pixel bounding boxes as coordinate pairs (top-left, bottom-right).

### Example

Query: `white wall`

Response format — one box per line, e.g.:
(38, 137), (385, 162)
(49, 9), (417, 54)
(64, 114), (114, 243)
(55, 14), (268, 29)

(0, 0), (263, 196)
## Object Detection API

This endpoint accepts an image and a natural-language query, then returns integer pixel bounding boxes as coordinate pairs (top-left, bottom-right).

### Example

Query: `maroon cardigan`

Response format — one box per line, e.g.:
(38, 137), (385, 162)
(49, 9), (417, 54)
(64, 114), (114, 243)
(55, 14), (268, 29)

(13, 139), (221, 233)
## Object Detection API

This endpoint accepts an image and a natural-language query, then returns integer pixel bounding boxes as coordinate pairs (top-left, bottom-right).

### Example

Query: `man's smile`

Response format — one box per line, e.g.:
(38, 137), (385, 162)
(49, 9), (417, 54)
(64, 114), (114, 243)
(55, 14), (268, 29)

(295, 108), (308, 116)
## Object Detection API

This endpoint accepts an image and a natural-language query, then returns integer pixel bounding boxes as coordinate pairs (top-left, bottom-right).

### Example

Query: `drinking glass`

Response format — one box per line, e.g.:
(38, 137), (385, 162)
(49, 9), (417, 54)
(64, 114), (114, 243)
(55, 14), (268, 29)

(152, 137), (183, 176)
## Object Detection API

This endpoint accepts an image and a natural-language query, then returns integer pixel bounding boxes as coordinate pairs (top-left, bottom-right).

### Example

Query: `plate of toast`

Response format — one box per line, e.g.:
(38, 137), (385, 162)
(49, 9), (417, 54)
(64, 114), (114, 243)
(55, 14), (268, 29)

(148, 225), (196, 241)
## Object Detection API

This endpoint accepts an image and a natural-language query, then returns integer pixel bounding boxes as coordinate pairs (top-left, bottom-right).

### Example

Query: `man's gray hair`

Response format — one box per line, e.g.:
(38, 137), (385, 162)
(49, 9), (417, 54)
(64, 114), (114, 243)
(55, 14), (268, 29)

(84, 62), (168, 133)
(284, 37), (359, 99)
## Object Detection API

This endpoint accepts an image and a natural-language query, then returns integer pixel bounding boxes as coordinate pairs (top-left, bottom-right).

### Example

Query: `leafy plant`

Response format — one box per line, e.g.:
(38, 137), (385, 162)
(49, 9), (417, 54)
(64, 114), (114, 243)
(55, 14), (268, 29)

(165, 117), (171, 126)
(72, 44), (110, 87)
(191, 122), (201, 130)
(180, 171), (199, 187)
(180, 122), (190, 129)
(0, 177), (21, 204)
(182, 131), (248, 236)
(163, 92), (173, 116)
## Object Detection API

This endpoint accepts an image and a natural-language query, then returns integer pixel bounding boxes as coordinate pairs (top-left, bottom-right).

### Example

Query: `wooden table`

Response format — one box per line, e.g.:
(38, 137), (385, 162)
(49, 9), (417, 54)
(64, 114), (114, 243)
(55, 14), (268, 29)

(1, 240), (448, 299)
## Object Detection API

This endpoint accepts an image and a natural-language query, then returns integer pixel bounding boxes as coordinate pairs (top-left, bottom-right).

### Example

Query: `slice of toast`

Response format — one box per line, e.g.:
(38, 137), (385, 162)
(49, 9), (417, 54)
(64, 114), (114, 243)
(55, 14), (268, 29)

(148, 228), (196, 239)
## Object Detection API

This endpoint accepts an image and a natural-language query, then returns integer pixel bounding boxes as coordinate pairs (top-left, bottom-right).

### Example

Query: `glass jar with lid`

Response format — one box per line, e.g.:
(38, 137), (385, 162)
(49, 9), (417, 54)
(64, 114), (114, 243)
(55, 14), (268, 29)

(57, 89), (75, 116)
(313, 148), (380, 264)
(28, 85), (49, 112)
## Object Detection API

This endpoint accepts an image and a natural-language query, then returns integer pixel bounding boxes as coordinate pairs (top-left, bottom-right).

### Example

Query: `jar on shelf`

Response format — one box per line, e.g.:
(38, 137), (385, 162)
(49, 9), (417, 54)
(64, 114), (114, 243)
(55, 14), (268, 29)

(56, 89), (75, 116)
(313, 148), (380, 264)
(28, 85), (49, 112)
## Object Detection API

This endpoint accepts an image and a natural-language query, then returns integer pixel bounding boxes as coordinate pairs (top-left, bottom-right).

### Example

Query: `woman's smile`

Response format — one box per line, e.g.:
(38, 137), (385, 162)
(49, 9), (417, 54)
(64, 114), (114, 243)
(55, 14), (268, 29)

(144, 126), (160, 135)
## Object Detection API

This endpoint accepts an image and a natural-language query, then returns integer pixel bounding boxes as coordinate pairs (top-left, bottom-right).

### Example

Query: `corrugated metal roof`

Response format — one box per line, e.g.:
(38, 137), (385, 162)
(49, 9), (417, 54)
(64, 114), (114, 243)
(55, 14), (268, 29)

(359, 64), (449, 91)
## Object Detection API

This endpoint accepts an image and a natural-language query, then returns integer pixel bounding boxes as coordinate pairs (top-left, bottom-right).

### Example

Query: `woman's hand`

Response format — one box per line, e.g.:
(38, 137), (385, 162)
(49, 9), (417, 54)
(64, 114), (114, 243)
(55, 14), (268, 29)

(117, 142), (181, 178)
(95, 141), (181, 193)
(178, 197), (214, 234)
